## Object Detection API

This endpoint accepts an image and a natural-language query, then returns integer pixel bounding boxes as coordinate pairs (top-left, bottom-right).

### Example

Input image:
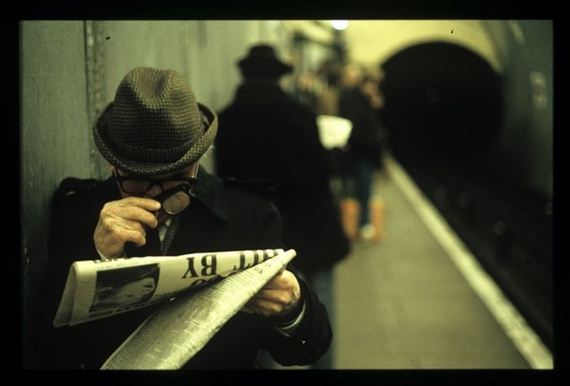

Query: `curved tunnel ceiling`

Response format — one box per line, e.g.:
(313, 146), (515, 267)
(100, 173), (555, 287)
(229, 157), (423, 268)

(344, 20), (503, 74)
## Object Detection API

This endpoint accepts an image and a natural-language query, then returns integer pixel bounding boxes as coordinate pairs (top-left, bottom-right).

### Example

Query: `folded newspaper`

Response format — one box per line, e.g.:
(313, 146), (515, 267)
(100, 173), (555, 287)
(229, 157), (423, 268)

(316, 114), (352, 149)
(103, 249), (297, 369)
(52, 248), (297, 369)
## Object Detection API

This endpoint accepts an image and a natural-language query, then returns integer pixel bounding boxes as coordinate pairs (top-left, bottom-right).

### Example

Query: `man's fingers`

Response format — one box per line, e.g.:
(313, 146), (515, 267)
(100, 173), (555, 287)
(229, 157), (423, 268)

(117, 207), (158, 228)
(263, 270), (294, 289)
(94, 219), (147, 257)
(123, 229), (147, 247)
(99, 214), (149, 236)
(104, 222), (146, 246)
(102, 201), (159, 229)
(120, 196), (162, 211)
(246, 298), (283, 317)
(252, 289), (291, 305)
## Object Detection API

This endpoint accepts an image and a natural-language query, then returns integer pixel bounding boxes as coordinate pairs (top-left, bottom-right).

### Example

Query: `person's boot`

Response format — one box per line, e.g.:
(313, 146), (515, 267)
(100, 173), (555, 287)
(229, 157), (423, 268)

(369, 196), (385, 243)
(340, 198), (360, 241)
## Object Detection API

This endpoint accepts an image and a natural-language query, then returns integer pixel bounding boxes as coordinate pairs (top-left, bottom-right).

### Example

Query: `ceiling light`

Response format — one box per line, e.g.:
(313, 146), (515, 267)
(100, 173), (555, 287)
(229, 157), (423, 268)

(331, 20), (349, 31)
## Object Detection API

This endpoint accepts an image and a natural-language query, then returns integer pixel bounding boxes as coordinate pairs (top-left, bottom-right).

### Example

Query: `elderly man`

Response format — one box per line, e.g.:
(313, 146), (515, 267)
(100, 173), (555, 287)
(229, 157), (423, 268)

(34, 67), (331, 369)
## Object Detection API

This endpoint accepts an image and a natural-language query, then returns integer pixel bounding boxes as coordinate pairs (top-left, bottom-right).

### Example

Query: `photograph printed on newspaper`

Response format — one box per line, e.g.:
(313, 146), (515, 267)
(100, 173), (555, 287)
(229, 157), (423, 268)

(53, 248), (286, 327)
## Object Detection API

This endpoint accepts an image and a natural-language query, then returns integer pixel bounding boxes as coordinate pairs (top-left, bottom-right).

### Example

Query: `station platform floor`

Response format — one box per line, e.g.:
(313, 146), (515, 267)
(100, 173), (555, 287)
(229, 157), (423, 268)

(332, 157), (552, 369)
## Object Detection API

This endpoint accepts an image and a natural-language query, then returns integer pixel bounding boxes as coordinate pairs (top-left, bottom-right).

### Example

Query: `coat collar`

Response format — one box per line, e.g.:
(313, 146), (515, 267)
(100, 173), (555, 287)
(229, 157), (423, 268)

(190, 166), (230, 222)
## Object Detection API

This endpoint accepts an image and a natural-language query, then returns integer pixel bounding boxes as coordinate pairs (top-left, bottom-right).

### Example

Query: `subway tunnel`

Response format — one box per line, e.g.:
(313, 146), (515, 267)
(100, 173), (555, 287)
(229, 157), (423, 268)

(380, 41), (503, 162)
(19, 20), (554, 374)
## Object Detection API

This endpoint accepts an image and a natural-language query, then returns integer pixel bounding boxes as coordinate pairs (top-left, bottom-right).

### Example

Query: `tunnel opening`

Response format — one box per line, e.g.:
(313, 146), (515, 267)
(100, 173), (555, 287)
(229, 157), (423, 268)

(379, 42), (552, 351)
(380, 41), (503, 164)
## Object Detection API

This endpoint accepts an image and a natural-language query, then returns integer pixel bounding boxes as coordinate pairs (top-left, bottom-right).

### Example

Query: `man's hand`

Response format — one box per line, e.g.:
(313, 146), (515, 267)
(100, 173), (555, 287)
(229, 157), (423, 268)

(93, 197), (161, 258)
(245, 270), (301, 318)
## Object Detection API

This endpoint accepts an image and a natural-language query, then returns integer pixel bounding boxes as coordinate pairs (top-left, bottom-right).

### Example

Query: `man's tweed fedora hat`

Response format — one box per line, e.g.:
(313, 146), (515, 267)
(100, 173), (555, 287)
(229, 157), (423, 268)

(94, 67), (218, 177)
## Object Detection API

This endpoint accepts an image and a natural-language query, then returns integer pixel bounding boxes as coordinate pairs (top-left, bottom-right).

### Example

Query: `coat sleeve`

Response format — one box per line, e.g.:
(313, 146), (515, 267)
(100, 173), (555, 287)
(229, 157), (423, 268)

(251, 198), (333, 365)
(32, 178), (106, 368)
(262, 274), (333, 366)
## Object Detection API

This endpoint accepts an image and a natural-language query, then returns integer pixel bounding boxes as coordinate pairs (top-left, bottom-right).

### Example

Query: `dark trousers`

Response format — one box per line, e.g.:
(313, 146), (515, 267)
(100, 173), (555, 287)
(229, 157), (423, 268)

(340, 159), (375, 227)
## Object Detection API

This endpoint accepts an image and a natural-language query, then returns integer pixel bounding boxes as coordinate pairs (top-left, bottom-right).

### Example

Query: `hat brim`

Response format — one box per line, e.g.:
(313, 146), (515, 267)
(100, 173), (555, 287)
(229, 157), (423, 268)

(94, 102), (218, 177)
(238, 57), (293, 77)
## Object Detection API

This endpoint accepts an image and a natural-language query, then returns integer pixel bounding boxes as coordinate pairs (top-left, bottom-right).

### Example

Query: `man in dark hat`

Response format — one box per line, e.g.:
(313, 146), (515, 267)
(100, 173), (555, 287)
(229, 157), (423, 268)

(34, 67), (331, 369)
(237, 44), (294, 78)
(215, 45), (350, 369)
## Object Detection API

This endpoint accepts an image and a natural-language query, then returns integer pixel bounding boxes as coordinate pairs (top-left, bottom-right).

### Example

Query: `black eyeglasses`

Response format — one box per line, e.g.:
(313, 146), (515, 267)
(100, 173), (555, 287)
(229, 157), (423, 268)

(152, 181), (195, 215)
(113, 172), (196, 196)
(113, 171), (197, 216)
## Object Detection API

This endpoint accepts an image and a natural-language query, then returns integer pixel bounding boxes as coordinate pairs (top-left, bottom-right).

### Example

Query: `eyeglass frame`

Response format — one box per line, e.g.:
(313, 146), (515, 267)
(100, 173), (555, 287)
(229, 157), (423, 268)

(112, 163), (199, 217)
(112, 171), (198, 196)
(151, 180), (196, 215)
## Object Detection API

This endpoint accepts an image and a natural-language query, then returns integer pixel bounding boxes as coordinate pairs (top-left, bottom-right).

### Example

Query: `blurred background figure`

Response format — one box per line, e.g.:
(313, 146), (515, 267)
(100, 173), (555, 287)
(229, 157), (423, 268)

(215, 44), (350, 369)
(315, 59), (350, 186)
(338, 63), (387, 243)
(317, 58), (343, 116)
(293, 70), (323, 113)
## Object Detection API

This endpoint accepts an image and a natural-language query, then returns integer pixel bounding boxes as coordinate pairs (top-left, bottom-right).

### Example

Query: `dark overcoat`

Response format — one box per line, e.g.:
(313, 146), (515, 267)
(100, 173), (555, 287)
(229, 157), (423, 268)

(339, 87), (385, 168)
(33, 168), (331, 369)
(215, 83), (350, 275)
